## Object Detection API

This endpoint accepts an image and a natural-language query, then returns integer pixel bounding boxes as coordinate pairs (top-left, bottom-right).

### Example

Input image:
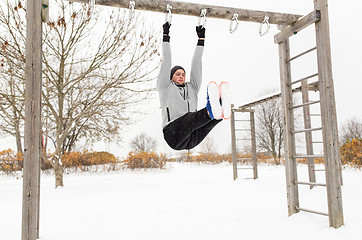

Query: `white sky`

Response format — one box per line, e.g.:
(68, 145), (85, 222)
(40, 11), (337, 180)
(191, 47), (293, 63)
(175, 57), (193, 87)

(100, 0), (362, 158)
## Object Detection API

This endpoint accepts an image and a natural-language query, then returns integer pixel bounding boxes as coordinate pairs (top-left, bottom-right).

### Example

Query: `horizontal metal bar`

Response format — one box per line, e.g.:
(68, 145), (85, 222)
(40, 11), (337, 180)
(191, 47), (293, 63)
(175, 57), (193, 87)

(296, 207), (329, 216)
(314, 169), (325, 171)
(293, 154), (324, 159)
(235, 129), (251, 131)
(287, 47), (317, 62)
(312, 141), (323, 144)
(309, 114), (321, 116)
(295, 181), (326, 187)
(237, 167), (253, 170)
(290, 100), (320, 110)
(292, 127), (322, 134)
(289, 73), (319, 86)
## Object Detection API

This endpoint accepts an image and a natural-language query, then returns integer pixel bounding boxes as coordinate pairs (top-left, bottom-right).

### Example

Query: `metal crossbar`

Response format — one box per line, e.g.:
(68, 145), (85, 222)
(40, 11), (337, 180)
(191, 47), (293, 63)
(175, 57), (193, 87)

(235, 129), (251, 131)
(292, 127), (322, 134)
(237, 167), (253, 170)
(290, 100), (320, 110)
(287, 47), (317, 62)
(295, 181), (327, 187)
(296, 207), (329, 216)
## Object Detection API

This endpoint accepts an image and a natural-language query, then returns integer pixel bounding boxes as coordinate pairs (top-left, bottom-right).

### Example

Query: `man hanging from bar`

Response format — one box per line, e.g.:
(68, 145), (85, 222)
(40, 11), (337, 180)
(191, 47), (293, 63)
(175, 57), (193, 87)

(157, 22), (232, 150)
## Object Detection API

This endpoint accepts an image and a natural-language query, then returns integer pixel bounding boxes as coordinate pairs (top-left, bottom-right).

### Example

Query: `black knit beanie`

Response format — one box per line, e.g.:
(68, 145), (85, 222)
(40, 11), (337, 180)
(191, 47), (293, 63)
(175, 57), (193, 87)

(170, 65), (185, 80)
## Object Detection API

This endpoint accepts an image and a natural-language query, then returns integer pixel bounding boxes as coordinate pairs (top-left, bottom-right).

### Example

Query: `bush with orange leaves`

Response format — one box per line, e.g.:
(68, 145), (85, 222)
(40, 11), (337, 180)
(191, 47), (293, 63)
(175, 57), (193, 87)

(123, 151), (166, 169)
(297, 158), (324, 165)
(340, 138), (362, 169)
(173, 152), (279, 165)
(0, 149), (23, 175)
(179, 152), (228, 164)
(62, 150), (120, 172)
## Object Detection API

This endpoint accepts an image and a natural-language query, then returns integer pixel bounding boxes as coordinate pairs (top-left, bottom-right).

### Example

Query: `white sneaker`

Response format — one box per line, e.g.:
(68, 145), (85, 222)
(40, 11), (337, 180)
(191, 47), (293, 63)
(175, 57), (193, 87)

(206, 81), (222, 120)
(220, 81), (232, 120)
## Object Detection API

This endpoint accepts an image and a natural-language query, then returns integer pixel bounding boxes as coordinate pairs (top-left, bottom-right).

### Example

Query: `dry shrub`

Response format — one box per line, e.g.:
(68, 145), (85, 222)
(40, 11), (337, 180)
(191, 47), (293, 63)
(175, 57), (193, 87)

(183, 152), (228, 164)
(123, 151), (166, 169)
(340, 138), (362, 169)
(297, 158), (324, 165)
(255, 153), (278, 165)
(0, 149), (23, 175)
(62, 150), (120, 172)
(175, 152), (276, 165)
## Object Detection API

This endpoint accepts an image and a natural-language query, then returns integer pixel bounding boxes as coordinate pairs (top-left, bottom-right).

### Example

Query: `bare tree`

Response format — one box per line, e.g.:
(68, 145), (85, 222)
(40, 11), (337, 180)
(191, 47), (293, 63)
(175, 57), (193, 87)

(0, 0), (160, 187)
(129, 132), (157, 152)
(339, 117), (362, 144)
(255, 98), (284, 164)
(0, 0), (26, 154)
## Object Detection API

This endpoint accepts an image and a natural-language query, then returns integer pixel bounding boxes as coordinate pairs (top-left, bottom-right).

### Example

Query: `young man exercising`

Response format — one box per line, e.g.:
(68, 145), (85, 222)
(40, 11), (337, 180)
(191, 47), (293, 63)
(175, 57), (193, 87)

(157, 22), (231, 150)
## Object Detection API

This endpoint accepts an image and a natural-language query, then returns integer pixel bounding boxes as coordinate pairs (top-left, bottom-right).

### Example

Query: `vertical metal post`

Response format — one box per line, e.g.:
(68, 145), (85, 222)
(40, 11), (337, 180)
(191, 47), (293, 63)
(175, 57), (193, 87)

(314, 0), (344, 228)
(301, 80), (316, 188)
(22, 0), (42, 239)
(278, 25), (299, 216)
(250, 110), (258, 179)
(230, 105), (238, 180)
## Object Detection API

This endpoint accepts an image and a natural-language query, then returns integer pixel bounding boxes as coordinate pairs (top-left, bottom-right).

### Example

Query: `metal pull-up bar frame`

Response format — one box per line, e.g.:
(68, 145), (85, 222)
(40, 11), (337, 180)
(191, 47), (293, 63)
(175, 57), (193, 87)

(71, 0), (302, 25)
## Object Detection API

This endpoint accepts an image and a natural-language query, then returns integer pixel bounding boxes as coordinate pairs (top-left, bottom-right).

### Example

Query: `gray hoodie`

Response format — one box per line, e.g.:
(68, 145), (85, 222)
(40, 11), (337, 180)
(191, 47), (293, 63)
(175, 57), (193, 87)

(157, 42), (204, 128)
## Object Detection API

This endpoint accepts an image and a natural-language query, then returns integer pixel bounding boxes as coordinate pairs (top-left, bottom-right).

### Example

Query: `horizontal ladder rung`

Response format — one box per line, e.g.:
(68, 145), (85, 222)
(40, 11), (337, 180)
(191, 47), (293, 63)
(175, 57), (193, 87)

(295, 181), (326, 187)
(311, 141), (323, 144)
(237, 167), (253, 170)
(287, 47), (317, 62)
(289, 73), (319, 86)
(296, 207), (328, 216)
(293, 154), (324, 159)
(290, 100), (320, 110)
(292, 127), (322, 134)
(235, 129), (251, 131)
(309, 114), (321, 116)
(314, 169), (325, 171)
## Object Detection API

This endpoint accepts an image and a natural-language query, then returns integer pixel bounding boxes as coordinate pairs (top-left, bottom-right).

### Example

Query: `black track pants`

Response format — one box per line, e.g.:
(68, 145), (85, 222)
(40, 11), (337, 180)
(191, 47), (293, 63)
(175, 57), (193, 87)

(163, 108), (222, 150)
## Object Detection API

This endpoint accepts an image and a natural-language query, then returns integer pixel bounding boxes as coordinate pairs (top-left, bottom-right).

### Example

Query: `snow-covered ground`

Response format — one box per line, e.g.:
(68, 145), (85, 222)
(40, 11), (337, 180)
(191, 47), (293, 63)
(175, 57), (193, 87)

(1, 163), (361, 240)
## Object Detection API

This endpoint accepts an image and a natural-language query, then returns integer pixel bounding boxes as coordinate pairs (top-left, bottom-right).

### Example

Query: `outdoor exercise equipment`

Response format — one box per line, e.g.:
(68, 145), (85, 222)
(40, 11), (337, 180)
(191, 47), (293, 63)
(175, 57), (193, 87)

(22, 1), (343, 239)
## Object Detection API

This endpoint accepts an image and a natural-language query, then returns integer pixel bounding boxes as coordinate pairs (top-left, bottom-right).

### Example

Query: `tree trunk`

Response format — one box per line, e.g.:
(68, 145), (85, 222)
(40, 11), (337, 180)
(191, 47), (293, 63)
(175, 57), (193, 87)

(12, 108), (23, 154)
(54, 163), (64, 187)
(14, 113), (23, 168)
(53, 142), (64, 188)
(15, 121), (23, 154)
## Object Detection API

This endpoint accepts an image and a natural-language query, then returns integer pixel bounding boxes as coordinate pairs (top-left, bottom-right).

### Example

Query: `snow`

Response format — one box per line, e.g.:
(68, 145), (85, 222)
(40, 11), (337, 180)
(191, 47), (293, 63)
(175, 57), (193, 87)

(1, 163), (362, 240)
